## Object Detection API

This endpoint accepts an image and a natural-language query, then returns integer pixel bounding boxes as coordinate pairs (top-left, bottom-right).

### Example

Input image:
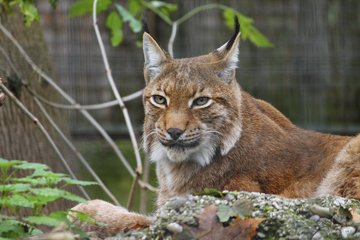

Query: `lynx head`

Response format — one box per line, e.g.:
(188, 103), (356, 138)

(142, 19), (243, 166)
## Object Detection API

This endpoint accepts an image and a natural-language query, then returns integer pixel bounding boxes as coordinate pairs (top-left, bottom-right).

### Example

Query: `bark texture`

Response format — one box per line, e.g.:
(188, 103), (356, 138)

(0, 14), (77, 210)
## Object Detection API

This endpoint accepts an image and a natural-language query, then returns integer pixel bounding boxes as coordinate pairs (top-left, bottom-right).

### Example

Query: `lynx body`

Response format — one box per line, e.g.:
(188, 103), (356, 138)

(142, 27), (360, 206)
(70, 22), (360, 237)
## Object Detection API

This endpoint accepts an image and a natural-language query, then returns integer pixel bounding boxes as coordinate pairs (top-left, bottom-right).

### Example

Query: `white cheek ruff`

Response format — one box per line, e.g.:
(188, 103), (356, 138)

(149, 142), (168, 162)
(149, 137), (217, 167)
(220, 125), (242, 155)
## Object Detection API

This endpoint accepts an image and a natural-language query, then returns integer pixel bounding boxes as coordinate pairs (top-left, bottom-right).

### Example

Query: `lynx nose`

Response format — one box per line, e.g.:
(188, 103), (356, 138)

(167, 128), (184, 141)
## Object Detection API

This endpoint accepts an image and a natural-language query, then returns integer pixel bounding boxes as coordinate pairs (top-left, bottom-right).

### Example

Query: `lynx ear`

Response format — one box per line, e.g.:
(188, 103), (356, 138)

(216, 17), (241, 83)
(143, 32), (168, 83)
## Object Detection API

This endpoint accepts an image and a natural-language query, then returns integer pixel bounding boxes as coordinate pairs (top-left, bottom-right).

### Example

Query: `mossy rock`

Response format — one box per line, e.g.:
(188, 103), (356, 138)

(110, 191), (360, 240)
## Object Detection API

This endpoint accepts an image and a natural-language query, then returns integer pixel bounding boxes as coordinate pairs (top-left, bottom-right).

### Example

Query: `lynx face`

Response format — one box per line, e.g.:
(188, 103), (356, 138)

(142, 32), (242, 166)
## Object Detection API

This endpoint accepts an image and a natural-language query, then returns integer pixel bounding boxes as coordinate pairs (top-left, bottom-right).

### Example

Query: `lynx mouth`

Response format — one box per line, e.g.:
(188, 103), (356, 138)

(159, 140), (200, 149)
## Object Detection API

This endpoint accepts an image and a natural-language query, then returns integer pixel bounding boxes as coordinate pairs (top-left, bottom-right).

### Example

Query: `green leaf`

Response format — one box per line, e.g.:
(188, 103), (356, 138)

(223, 9), (273, 48)
(69, 210), (107, 226)
(115, 3), (142, 33)
(30, 188), (86, 203)
(48, 211), (68, 221)
(0, 220), (24, 236)
(62, 192), (87, 203)
(128, 0), (142, 16)
(0, 222), (20, 234)
(2, 195), (35, 208)
(217, 205), (233, 222)
(24, 215), (64, 227)
(106, 11), (123, 46)
(0, 159), (22, 168)
(0, 183), (31, 193)
(69, 0), (112, 17)
(141, 1), (172, 24)
(62, 177), (97, 186)
(216, 199), (253, 223)
(15, 177), (50, 186)
(27, 194), (60, 205)
(196, 188), (224, 198)
(14, 162), (49, 171)
(19, 1), (40, 26)
(149, 1), (177, 13)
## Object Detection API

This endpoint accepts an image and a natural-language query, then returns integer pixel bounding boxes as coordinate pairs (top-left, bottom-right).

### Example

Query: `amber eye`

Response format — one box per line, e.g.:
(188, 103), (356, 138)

(193, 97), (210, 107)
(152, 95), (167, 105)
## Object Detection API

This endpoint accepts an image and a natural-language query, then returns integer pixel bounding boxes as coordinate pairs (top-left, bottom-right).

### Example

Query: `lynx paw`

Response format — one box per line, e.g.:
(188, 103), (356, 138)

(68, 199), (152, 238)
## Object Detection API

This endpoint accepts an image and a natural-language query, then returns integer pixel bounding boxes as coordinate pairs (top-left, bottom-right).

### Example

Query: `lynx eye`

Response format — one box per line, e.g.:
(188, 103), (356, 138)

(151, 95), (167, 107)
(192, 97), (211, 108)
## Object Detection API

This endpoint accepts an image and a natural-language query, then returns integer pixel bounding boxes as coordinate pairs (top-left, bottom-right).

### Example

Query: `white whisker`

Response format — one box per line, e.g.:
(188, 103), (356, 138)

(204, 128), (223, 136)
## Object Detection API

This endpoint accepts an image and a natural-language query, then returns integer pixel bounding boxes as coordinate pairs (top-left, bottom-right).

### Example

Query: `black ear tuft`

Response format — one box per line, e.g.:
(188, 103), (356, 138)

(225, 16), (240, 50)
(142, 19), (150, 34)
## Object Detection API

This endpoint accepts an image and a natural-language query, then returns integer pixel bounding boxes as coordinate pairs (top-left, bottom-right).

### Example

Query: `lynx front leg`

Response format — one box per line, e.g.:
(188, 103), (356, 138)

(68, 200), (152, 238)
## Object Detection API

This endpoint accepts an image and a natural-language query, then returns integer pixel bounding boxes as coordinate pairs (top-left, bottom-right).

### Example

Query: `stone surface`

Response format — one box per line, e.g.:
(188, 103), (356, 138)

(109, 192), (360, 240)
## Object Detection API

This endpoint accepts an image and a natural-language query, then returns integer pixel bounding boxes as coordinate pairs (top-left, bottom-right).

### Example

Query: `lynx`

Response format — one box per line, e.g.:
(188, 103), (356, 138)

(71, 19), (360, 236)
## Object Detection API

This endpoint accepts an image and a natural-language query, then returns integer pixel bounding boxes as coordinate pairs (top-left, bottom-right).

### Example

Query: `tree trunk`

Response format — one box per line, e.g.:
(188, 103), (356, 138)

(0, 14), (77, 210)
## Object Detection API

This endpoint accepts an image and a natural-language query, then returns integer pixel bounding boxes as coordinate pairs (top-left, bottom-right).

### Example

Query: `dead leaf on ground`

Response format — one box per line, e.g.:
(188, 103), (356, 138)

(174, 205), (266, 240)
(350, 208), (360, 224)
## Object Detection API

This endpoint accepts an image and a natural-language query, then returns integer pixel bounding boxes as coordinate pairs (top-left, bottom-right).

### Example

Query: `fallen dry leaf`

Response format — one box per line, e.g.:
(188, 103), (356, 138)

(350, 208), (360, 224)
(174, 205), (266, 240)
(223, 217), (266, 240)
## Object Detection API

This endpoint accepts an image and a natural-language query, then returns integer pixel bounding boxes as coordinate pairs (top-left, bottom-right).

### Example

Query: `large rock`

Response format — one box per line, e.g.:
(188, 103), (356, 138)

(109, 191), (360, 240)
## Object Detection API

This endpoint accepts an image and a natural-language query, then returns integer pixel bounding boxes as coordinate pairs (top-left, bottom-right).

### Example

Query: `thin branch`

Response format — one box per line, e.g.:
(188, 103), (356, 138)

(93, 0), (143, 175)
(126, 173), (139, 210)
(175, 3), (231, 25)
(139, 156), (150, 213)
(138, 180), (158, 192)
(0, 45), (19, 75)
(1, 45), (121, 204)
(0, 79), (90, 200)
(0, 21), (136, 178)
(167, 22), (177, 57)
(167, 3), (233, 58)
(31, 90), (121, 206)
(27, 88), (143, 110)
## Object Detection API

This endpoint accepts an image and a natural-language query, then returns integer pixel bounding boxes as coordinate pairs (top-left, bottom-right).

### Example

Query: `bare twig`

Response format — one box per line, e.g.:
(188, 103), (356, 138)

(0, 19), (159, 193)
(0, 79), (90, 200)
(168, 22), (178, 57)
(93, 0), (143, 175)
(166, 3), (234, 57)
(31, 90), (120, 205)
(27, 88), (143, 110)
(126, 173), (139, 210)
(139, 156), (150, 213)
(0, 21), (136, 178)
(1, 44), (120, 204)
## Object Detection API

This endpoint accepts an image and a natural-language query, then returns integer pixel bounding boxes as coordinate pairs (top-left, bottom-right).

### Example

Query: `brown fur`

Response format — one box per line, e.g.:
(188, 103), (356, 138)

(70, 31), (360, 237)
(142, 32), (360, 206)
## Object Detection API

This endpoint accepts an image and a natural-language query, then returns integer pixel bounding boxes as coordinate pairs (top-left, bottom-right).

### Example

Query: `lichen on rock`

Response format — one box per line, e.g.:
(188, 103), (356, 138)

(110, 191), (360, 240)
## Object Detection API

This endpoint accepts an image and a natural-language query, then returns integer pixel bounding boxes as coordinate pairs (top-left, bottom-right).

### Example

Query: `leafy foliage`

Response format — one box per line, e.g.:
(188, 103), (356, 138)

(1, 0), (273, 48)
(0, 157), (97, 238)
(68, 0), (273, 48)
(0, 0), (56, 26)
(223, 9), (274, 47)
(68, 0), (112, 17)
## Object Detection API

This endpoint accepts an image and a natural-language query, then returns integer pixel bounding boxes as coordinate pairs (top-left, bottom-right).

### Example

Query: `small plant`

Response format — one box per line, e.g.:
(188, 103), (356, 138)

(0, 157), (97, 239)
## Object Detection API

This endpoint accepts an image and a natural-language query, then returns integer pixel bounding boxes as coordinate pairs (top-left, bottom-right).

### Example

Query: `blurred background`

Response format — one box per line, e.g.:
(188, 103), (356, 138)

(1, 0), (359, 213)
(40, 0), (360, 211)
